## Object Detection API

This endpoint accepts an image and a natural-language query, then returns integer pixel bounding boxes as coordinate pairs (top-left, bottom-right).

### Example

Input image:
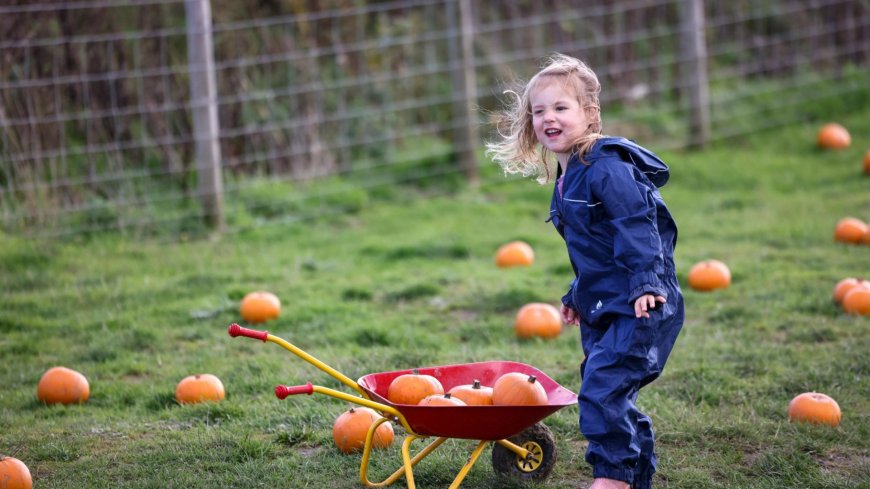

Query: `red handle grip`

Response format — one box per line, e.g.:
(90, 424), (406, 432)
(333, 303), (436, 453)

(275, 383), (314, 400)
(227, 323), (268, 342)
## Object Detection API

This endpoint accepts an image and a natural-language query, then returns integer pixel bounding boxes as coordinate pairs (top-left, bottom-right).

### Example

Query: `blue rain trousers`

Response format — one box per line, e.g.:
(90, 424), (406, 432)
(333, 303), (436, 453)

(548, 137), (684, 488)
(579, 276), (683, 488)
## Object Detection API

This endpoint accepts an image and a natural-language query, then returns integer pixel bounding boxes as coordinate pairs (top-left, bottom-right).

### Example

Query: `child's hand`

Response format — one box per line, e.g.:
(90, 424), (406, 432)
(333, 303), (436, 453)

(560, 303), (580, 326)
(634, 294), (666, 318)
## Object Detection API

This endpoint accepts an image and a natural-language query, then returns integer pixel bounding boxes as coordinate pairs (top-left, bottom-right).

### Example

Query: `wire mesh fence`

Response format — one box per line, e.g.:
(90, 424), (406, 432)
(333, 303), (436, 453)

(1, 0), (868, 239)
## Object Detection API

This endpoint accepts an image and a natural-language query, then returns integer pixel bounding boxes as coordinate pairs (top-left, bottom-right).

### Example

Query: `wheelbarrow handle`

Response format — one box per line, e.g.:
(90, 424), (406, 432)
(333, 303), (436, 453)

(275, 383), (314, 399)
(227, 323), (268, 342)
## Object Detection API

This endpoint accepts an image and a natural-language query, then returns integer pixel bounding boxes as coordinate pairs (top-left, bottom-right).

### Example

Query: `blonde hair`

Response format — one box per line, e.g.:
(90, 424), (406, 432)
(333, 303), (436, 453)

(486, 53), (603, 183)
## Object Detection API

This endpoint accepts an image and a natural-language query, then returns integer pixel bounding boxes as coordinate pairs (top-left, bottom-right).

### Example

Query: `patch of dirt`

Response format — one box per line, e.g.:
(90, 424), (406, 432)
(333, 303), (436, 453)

(297, 446), (320, 458)
(815, 451), (870, 476)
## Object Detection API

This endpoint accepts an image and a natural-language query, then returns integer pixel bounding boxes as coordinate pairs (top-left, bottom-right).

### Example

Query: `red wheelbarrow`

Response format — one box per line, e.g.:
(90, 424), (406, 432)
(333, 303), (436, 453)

(228, 323), (577, 488)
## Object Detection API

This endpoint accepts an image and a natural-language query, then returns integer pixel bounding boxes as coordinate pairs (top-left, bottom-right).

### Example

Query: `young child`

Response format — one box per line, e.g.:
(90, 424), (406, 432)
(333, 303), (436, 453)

(486, 53), (684, 489)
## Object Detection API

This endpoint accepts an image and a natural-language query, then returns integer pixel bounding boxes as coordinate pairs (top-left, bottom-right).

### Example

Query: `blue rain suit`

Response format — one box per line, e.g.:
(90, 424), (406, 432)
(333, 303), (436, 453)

(548, 137), (684, 488)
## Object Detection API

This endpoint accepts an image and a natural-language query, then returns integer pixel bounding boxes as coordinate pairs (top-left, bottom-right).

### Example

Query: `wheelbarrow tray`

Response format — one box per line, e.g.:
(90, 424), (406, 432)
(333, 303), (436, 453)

(357, 360), (577, 440)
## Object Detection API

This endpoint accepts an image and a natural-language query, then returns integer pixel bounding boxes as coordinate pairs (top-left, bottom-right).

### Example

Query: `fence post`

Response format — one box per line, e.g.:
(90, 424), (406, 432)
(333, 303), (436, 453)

(679, 0), (710, 149)
(448, 0), (480, 185)
(185, 0), (224, 231)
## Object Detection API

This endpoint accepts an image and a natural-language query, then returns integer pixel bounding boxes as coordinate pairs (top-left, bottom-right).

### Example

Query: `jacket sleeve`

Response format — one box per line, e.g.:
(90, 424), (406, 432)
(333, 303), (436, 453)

(561, 277), (578, 311)
(590, 161), (668, 303)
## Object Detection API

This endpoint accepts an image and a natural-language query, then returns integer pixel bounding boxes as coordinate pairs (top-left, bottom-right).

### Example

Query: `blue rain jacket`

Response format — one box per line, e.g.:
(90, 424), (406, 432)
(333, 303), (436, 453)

(549, 137), (678, 328)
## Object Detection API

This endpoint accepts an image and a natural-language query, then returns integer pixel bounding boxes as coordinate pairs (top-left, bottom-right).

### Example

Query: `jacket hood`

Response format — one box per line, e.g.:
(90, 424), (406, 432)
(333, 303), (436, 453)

(589, 137), (670, 187)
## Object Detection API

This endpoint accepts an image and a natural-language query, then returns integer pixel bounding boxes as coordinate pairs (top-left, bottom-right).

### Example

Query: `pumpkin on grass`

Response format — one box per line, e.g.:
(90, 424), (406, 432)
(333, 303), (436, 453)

(448, 380), (493, 406)
(687, 259), (731, 292)
(495, 241), (535, 268)
(788, 392), (841, 427)
(175, 374), (225, 404)
(842, 285), (870, 316)
(514, 303), (562, 339)
(833, 277), (869, 304)
(386, 369), (444, 405)
(240, 291), (281, 324)
(816, 123), (851, 149)
(833, 217), (868, 244)
(418, 393), (467, 407)
(332, 407), (394, 454)
(863, 150), (870, 175)
(37, 366), (90, 405)
(492, 373), (548, 406)
(0, 456), (32, 489)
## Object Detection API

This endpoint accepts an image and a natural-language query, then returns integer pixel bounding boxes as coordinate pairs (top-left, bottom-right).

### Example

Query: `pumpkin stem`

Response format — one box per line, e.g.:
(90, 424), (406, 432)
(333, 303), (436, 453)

(472, 380), (481, 389)
(527, 375), (538, 384)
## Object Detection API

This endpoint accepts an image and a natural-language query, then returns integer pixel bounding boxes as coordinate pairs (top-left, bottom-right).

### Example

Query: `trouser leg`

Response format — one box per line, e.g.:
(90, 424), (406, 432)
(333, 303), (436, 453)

(578, 297), (683, 486)
(632, 413), (656, 489)
(579, 326), (649, 484)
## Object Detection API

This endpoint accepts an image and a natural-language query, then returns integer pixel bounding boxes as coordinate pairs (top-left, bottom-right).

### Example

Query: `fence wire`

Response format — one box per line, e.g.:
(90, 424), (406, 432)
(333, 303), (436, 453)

(1, 0), (867, 238)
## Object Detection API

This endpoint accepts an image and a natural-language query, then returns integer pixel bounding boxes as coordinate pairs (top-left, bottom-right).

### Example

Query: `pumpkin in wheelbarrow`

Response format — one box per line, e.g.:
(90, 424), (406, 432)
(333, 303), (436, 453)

(492, 373), (548, 406)
(419, 393), (467, 407)
(387, 369), (444, 405)
(448, 380), (493, 406)
(358, 360), (576, 441)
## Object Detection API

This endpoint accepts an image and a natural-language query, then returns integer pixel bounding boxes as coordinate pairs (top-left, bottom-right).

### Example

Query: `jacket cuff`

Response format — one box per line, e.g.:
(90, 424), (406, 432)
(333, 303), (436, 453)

(628, 271), (667, 303)
(562, 279), (578, 310)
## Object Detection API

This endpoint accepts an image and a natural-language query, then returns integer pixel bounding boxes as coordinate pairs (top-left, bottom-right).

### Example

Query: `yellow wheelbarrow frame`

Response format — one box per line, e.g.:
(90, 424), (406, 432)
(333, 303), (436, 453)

(228, 324), (561, 489)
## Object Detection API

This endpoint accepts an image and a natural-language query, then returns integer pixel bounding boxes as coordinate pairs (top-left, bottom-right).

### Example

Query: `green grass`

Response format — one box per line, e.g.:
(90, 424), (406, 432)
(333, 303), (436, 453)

(1, 109), (869, 489)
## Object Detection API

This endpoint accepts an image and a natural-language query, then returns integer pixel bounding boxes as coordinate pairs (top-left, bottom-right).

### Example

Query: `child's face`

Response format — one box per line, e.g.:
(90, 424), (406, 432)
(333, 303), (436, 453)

(530, 79), (590, 165)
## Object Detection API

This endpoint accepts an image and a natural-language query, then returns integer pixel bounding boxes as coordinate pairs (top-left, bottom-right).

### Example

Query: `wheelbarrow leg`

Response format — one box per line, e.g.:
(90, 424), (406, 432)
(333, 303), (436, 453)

(447, 440), (490, 489)
(360, 433), (448, 488)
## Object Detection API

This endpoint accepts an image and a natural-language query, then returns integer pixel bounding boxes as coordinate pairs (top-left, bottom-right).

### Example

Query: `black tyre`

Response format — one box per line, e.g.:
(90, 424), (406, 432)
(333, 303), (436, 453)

(491, 422), (557, 482)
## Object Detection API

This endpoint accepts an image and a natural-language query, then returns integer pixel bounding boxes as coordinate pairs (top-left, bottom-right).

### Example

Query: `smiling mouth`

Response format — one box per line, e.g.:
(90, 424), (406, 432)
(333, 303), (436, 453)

(545, 128), (562, 137)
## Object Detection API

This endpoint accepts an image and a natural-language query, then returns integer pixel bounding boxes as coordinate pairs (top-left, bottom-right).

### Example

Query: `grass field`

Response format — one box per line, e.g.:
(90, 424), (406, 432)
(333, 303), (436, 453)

(1, 110), (869, 489)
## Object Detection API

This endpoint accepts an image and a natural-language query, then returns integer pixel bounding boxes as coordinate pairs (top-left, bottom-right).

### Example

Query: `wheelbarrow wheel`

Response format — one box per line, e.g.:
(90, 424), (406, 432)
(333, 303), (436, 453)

(491, 422), (557, 481)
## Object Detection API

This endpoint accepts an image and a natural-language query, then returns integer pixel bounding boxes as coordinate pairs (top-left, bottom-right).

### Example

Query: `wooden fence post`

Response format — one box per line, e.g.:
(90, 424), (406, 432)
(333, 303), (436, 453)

(185, 0), (224, 231)
(679, 0), (710, 149)
(448, 0), (480, 185)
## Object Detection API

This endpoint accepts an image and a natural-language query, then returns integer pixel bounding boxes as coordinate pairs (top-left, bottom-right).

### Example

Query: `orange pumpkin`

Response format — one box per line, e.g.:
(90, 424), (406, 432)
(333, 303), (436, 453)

(0, 456), (32, 489)
(386, 370), (444, 405)
(833, 277), (869, 304)
(787, 392), (841, 427)
(514, 303), (562, 339)
(448, 380), (494, 406)
(418, 393), (467, 407)
(834, 217), (868, 244)
(863, 228), (870, 246)
(817, 123), (851, 149)
(37, 366), (90, 405)
(492, 373), (548, 406)
(332, 407), (394, 454)
(842, 285), (870, 316)
(240, 291), (281, 324)
(175, 374), (225, 404)
(495, 241), (535, 268)
(863, 150), (870, 175)
(687, 259), (731, 292)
